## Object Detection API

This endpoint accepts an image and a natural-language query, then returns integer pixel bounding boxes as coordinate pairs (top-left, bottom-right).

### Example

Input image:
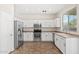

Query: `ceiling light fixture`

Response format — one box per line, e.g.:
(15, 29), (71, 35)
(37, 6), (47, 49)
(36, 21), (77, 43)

(42, 10), (46, 13)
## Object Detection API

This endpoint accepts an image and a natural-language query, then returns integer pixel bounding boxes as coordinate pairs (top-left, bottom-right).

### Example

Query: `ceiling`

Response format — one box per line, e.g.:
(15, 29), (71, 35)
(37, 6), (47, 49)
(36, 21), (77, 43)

(14, 4), (66, 15)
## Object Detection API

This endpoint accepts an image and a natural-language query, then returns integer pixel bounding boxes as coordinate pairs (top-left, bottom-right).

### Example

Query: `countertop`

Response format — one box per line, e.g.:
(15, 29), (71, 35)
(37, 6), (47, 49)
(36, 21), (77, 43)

(22, 27), (79, 37)
(55, 32), (75, 38)
(23, 27), (58, 32)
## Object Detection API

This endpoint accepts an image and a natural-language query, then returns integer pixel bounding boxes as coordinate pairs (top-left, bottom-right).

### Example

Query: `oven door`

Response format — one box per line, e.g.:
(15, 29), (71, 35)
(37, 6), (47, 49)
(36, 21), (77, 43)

(34, 32), (41, 41)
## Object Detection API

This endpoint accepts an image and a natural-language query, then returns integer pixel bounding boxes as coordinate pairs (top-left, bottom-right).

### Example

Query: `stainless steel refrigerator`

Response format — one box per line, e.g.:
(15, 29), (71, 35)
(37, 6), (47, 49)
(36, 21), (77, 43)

(14, 20), (23, 49)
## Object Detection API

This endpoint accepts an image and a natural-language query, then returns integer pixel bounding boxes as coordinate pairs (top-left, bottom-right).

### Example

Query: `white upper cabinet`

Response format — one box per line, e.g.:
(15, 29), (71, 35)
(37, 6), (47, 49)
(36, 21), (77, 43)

(41, 20), (55, 27)
(55, 18), (61, 27)
(23, 19), (61, 28)
(23, 20), (33, 27)
(23, 20), (56, 27)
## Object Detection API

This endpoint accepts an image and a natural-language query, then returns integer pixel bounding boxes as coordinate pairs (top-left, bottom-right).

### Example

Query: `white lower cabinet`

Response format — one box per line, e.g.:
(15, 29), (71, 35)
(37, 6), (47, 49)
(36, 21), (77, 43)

(55, 35), (66, 53)
(55, 34), (79, 54)
(24, 32), (33, 41)
(42, 32), (53, 41)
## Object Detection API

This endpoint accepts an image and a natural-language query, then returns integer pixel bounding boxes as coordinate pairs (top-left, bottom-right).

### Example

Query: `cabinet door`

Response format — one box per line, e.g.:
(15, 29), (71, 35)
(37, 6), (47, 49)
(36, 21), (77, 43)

(55, 37), (60, 48)
(23, 20), (33, 27)
(42, 32), (53, 41)
(56, 18), (61, 27)
(55, 34), (66, 53)
(55, 34), (60, 48)
(59, 37), (66, 54)
(55, 36), (61, 50)
(24, 32), (33, 41)
(42, 20), (55, 27)
(66, 38), (79, 54)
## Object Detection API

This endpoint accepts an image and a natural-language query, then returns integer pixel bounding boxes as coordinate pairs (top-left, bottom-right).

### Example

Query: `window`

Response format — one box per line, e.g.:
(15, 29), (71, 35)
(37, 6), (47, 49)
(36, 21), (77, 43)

(68, 15), (77, 31)
(62, 8), (77, 32)
(63, 15), (69, 32)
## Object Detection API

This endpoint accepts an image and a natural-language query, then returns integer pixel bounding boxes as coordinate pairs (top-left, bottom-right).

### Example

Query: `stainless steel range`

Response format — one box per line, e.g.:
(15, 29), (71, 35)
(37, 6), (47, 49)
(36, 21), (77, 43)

(33, 24), (41, 41)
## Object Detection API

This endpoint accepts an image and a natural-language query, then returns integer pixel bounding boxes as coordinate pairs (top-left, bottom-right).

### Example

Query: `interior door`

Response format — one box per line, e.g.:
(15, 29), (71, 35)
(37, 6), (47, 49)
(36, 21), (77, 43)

(6, 13), (14, 53)
(0, 12), (14, 53)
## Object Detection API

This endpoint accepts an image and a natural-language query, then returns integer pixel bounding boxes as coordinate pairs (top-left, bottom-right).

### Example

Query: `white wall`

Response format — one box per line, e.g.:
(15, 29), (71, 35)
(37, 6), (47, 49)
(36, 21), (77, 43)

(57, 4), (76, 16)
(0, 4), (14, 15)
